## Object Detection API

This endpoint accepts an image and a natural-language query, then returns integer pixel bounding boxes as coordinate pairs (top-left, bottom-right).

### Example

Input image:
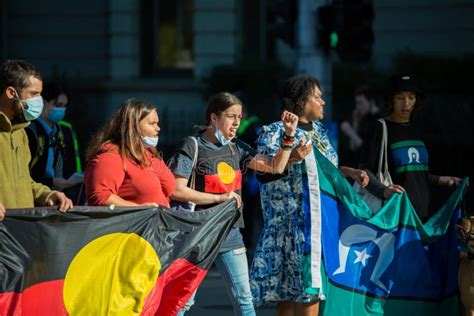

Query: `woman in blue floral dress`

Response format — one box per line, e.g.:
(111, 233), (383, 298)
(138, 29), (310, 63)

(249, 76), (369, 316)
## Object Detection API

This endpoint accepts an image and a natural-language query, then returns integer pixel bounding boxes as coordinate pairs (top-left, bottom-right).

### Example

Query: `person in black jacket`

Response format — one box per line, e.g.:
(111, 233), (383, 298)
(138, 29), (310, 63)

(26, 81), (84, 203)
(359, 74), (461, 221)
(339, 85), (380, 168)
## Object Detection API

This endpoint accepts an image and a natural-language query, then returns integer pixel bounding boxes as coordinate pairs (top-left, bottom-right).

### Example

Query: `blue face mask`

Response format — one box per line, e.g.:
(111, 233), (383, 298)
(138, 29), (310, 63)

(214, 125), (231, 146)
(143, 136), (159, 148)
(14, 91), (44, 121)
(48, 107), (66, 122)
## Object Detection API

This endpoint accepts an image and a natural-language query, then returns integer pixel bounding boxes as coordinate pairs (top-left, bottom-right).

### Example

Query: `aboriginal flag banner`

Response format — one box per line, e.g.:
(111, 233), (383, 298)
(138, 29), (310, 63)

(0, 200), (239, 315)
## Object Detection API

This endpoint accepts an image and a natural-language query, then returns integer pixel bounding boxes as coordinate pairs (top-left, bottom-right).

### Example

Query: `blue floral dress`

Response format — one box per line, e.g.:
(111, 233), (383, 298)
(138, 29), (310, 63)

(249, 121), (338, 306)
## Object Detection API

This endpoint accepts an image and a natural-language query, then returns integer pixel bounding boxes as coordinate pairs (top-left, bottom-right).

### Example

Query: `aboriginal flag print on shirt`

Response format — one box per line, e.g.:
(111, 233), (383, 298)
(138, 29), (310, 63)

(0, 201), (239, 316)
(168, 136), (256, 228)
(194, 143), (243, 195)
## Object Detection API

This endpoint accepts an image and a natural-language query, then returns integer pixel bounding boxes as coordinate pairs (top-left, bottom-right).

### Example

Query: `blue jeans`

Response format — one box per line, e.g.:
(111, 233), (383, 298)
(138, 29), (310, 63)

(177, 248), (256, 316)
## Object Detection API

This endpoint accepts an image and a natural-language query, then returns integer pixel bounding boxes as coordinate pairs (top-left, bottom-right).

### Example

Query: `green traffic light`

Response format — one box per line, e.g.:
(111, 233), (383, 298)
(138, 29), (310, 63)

(330, 32), (338, 48)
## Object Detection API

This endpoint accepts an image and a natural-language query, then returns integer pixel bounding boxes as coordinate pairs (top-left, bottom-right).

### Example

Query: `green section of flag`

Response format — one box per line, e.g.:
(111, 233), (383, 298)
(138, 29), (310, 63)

(321, 271), (385, 315)
(313, 147), (467, 238)
(302, 254), (320, 295)
(321, 275), (460, 316)
(390, 140), (425, 150)
(383, 295), (460, 316)
(396, 164), (429, 172)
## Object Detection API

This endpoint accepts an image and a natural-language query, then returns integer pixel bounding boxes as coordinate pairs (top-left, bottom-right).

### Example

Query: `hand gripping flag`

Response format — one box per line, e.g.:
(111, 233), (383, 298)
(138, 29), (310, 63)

(302, 147), (468, 316)
(0, 200), (239, 316)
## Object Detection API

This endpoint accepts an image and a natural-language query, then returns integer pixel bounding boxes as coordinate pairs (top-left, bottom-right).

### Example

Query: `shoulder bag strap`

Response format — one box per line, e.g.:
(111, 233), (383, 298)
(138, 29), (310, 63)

(378, 119), (393, 185)
(376, 119), (386, 175)
(188, 136), (198, 190)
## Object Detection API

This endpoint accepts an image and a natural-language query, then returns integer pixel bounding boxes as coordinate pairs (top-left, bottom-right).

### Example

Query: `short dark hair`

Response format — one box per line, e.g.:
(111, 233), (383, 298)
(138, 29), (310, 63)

(42, 80), (70, 103)
(281, 75), (320, 115)
(0, 59), (43, 93)
(205, 92), (242, 125)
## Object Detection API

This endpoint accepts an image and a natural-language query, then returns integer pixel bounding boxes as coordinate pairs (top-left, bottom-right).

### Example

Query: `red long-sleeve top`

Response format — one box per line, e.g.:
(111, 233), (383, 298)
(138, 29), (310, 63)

(85, 144), (175, 207)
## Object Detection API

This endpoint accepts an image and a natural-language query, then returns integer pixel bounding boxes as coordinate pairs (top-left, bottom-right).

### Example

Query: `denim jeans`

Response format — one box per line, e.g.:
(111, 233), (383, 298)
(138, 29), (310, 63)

(177, 248), (256, 316)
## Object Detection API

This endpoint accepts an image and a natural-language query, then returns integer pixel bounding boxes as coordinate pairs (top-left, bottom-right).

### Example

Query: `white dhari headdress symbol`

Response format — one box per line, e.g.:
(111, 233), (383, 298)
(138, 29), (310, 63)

(408, 147), (420, 164)
(332, 224), (395, 292)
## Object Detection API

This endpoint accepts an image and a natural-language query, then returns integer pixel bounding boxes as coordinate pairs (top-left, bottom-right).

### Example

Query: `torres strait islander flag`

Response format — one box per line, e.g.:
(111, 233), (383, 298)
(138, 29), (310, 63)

(0, 200), (239, 315)
(302, 147), (468, 316)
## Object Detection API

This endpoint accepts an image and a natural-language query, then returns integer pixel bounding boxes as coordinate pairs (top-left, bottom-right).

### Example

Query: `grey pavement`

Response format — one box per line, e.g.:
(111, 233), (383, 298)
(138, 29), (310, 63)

(187, 268), (276, 316)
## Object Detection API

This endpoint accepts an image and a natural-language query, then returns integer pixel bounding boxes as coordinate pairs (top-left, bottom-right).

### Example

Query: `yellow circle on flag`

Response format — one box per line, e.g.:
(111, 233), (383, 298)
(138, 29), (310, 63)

(217, 162), (236, 184)
(63, 233), (160, 315)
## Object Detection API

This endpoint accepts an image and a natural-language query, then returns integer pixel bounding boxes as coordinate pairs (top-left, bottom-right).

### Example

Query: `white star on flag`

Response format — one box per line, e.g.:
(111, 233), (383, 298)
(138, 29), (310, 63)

(353, 248), (372, 267)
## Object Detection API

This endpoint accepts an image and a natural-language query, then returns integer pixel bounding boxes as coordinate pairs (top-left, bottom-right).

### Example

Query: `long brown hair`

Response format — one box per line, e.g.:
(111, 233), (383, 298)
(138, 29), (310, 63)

(86, 98), (159, 167)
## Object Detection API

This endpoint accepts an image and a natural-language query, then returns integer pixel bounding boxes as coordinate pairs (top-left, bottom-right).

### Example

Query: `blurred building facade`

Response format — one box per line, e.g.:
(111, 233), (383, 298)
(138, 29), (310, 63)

(1, 0), (473, 149)
(373, 0), (474, 69)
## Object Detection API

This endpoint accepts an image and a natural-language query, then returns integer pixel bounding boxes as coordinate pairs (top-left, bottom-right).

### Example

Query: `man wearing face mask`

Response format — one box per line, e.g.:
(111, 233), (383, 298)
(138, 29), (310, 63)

(0, 59), (73, 217)
(26, 81), (84, 203)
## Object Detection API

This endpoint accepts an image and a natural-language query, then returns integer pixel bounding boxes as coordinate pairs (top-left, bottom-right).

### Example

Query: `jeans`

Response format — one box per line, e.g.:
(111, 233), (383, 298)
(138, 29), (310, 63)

(177, 248), (256, 316)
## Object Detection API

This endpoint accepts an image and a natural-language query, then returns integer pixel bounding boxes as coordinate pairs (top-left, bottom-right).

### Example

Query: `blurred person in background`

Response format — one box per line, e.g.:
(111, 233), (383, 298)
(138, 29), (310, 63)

(237, 103), (262, 253)
(339, 85), (380, 168)
(26, 81), (85, 204)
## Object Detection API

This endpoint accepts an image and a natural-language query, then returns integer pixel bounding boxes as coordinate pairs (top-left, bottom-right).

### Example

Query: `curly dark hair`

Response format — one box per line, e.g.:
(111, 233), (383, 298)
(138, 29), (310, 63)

(281, 75), (320, 116)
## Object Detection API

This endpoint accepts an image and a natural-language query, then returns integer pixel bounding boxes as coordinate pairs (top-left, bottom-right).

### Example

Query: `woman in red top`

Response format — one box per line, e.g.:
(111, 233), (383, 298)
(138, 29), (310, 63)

(85, 98), (175, 207)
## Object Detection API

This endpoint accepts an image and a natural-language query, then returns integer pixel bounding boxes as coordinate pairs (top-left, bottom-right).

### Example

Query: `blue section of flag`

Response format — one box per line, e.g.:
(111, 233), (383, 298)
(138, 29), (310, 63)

(392, 146), (429, 167)
(321, 192), (459, 299)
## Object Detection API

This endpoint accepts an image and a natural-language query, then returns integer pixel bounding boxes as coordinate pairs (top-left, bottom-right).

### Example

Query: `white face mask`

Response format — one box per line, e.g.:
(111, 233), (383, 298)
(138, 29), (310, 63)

(143, 136), (159, 148)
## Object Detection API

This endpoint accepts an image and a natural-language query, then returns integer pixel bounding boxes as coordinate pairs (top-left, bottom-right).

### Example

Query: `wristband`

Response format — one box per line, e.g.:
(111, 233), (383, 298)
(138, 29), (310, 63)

(282, 133), (295, 141)
(281, 143), (293, 151)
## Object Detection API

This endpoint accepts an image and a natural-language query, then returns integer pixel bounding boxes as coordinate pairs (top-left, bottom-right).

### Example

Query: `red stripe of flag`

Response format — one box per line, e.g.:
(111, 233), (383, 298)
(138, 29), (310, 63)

(0, 280), (66, 316)
(0, 259), (207, 316)
(204, 171), (242, 193)
(141, 258), (207, 316)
